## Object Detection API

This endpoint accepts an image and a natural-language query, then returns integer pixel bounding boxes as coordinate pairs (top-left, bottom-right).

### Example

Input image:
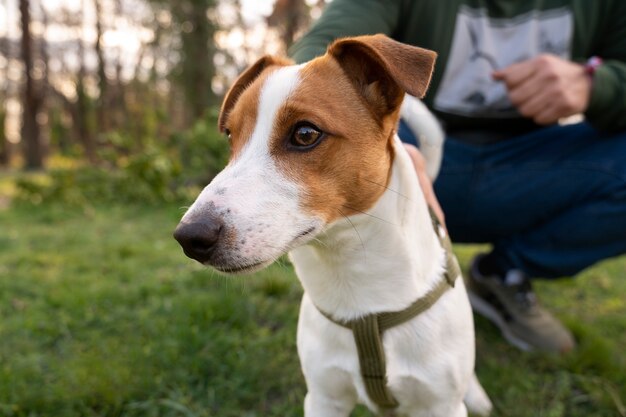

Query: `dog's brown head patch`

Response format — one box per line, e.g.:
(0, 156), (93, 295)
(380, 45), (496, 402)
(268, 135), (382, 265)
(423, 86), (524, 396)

(217, 35), (437, 224)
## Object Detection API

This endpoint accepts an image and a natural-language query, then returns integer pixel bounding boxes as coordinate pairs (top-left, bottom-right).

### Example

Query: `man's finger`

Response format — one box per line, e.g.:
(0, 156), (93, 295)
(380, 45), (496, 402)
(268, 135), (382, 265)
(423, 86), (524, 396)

(507, 74), (544, 107)
(516, 90), (552, 119)
(493, 59), (537, 89)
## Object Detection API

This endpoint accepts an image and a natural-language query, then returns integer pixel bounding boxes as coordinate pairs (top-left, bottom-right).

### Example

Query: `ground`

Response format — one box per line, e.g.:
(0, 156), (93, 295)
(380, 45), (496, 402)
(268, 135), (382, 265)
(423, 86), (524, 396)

(0, 199), (625, 417)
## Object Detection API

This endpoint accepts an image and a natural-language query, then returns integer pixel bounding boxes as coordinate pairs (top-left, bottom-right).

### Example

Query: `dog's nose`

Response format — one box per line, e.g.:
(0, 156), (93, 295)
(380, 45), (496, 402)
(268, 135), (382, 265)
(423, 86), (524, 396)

(173, 218), (223, 263)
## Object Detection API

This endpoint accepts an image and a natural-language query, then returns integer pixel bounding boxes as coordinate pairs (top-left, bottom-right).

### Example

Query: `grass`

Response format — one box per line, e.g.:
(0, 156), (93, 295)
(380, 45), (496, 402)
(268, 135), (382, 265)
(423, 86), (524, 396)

(1, 197), (625, 416)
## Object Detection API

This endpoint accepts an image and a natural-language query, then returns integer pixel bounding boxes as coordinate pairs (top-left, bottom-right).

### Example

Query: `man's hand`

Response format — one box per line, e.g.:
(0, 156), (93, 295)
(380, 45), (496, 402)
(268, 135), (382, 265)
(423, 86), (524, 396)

(403, 144), (445, 226)
(493, 54), (592, 125)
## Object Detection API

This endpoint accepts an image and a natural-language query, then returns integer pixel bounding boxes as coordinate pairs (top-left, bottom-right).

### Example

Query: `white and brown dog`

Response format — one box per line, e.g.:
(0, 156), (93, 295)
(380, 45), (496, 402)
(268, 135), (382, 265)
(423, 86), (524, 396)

(174, 34), (492, 417)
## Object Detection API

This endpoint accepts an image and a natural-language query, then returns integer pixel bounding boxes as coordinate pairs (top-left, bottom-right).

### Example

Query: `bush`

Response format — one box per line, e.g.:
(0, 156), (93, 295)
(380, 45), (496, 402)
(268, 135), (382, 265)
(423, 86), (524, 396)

(14, 115), (229, 207)
(172, 114), (230, 187)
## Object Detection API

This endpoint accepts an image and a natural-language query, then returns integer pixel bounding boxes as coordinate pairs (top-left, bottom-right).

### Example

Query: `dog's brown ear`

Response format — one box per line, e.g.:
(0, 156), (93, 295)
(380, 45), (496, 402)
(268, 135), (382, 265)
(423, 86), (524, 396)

(218, 55), (292, 132)
(328, 34), (437, 115)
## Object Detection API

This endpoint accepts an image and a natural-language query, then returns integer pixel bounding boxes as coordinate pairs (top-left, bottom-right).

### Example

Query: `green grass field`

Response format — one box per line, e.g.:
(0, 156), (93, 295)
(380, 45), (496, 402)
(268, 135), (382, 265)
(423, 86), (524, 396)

(1, 198), (625, 417)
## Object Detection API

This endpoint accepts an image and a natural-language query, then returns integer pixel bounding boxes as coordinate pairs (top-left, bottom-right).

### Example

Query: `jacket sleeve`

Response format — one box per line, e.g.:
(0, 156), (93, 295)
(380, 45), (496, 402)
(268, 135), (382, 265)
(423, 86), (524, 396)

(289, 0), (402, 64)
(584, 1), (626, 132)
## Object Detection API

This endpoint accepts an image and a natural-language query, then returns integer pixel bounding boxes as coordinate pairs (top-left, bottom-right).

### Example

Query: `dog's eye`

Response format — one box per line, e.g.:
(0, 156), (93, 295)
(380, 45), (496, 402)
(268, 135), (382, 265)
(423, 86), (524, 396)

(290, 124), (323, 149)
(223, 128), (232, 141)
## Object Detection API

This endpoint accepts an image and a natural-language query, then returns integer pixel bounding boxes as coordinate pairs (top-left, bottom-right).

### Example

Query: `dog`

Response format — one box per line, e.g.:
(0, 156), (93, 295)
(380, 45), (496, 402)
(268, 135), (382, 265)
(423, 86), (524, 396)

(174, 34), (492, 417)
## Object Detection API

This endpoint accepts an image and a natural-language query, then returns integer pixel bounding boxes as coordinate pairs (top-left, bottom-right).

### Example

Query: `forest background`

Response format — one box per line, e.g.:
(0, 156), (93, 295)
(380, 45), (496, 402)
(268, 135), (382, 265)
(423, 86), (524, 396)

(1, 1), (625, 416)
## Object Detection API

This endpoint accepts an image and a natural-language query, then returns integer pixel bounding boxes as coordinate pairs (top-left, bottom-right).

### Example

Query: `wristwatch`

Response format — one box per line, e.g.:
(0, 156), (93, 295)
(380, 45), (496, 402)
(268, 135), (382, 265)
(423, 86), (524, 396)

(584, 56), (603, 77)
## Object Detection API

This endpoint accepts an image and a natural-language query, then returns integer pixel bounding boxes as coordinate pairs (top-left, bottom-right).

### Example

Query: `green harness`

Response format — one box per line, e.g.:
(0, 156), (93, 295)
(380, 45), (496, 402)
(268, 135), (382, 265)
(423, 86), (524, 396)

(317, 209), (461, 410)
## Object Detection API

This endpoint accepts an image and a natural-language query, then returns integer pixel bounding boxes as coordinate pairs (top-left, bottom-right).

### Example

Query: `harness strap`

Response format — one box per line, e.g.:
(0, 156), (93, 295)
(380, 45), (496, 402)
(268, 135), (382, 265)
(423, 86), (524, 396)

(317, 207), (460, 410)
(352, 315), (398, 408)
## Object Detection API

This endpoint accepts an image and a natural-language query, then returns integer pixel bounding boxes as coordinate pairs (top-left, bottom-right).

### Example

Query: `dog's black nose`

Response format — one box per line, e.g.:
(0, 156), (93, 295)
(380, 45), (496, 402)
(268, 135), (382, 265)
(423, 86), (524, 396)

(173, 219), (223, 263)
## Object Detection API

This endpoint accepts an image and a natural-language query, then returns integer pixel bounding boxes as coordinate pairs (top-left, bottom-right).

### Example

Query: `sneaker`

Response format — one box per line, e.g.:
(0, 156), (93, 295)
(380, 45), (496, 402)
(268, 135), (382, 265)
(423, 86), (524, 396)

(467, 254), (575, 353)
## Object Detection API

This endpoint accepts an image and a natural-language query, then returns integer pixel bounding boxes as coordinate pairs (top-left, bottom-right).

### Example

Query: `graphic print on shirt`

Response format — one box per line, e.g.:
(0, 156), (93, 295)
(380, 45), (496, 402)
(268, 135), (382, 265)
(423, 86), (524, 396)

(433, 6), (573, 118)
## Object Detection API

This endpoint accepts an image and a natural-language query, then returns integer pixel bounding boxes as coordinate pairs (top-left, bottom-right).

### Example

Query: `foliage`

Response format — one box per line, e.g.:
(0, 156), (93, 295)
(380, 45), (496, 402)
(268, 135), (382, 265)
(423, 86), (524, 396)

(13, 116), (229, 206)
(0, 201), (625, 417)
(171, 112), (230, 187)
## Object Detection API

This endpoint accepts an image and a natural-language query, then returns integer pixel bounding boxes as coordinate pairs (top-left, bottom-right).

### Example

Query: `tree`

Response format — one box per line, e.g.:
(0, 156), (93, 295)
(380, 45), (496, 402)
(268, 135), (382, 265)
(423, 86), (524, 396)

(0, 108), (7, 166)
(75, 0), (97, 162)
(171, 0), (219, 121)
(0, 5), (10, 167)
(267, 0), (327, 50)
(19, 0), (44, 169)
(94, 0), (108, 131)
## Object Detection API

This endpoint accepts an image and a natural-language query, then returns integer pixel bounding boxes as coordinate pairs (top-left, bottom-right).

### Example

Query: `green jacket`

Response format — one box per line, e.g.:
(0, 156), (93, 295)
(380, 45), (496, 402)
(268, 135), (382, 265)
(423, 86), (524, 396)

(290, 0), (626, 133)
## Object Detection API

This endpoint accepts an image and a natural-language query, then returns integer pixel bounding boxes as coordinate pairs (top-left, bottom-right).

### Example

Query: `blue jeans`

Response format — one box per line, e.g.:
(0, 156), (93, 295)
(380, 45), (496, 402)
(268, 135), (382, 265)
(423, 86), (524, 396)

(398, 121), (626, 279)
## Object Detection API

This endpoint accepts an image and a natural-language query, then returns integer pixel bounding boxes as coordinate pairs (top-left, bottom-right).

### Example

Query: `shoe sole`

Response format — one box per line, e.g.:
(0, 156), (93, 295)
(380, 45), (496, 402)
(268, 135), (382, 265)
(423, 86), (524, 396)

(467, 289), (534, 352)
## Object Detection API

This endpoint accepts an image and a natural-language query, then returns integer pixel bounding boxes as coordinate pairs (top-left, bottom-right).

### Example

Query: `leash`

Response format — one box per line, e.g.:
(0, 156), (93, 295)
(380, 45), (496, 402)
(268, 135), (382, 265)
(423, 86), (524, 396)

(317, 208), (461, 410)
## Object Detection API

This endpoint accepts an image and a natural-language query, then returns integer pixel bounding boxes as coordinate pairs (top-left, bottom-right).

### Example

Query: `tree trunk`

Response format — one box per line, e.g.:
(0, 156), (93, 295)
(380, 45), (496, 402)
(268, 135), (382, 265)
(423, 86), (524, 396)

(76, 0), (97, 163)
(39, 2), (51, 159)
(19, 0), (44, 169)
(188, 1), (215, 120)
(76, 65), (97, 163)
(0, 20), (10, 167)
(0, 109), (8, 167)
(94, 0), (107, 132)
(173, 0), (217, 124)
(267, 0), (308, 50)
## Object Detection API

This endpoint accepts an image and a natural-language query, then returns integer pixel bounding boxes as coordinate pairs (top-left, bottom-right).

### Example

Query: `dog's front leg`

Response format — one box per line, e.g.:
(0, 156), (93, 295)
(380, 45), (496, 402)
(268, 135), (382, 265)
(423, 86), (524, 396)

(406, 403), (468, 417)
(298, 296), (359, 416)
(304, 390), (355, 417)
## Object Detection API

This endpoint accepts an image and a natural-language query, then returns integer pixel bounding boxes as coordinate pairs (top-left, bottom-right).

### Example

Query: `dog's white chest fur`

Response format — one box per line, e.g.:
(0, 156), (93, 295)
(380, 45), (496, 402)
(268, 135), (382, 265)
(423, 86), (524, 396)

(290, 139), (477, 416)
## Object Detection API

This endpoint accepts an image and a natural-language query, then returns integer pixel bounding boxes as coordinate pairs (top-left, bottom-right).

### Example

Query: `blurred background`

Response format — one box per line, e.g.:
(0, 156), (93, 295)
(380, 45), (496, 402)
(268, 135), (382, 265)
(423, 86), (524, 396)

(1, 1), (625, 417)
(0, 0), (325, 200)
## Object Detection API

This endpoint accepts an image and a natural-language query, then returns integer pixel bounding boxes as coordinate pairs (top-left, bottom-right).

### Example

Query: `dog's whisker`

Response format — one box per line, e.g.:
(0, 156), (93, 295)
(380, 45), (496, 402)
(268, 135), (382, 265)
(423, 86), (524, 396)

(362, 178), (411, 201)
(338, 208), (367, 265)
(219, 270), (248, 293)
(263, 243), (285, 251)
(341, 204), (400, 227)
(310, 236), (330, 249)
(274, 257), (286, 268)
(309, 229), (332, 249)
(275, 256), (293, 272)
